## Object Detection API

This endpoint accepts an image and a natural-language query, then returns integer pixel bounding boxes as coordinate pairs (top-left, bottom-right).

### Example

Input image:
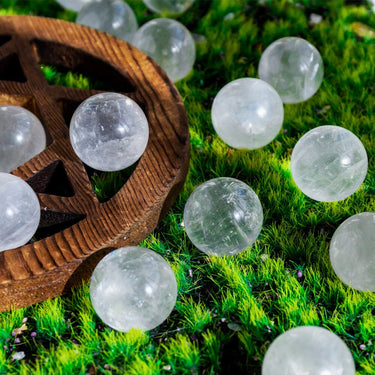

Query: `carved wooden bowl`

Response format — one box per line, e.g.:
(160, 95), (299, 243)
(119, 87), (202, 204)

(0, 15), (190, 312)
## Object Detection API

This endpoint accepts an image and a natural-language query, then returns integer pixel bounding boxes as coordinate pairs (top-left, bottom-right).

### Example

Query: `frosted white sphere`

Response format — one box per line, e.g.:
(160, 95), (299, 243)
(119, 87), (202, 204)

(330, 212), (375, 292)
(258, 37), (324, 103)
(56, 0), (92, 12)
(132, 18), (195, 82)
(70, 92), (149, 172)
(211, 78), (284, 150)
(183, 177), (263, 256)
(262, 326), (355, 375)
(0, 173), (40, 252)
(90, 246), (177, 332)
(143, 0), (195, 14)
(76, 0), (138, 43)
(291, 125), (367, 202)
(0, 106), (46, 173)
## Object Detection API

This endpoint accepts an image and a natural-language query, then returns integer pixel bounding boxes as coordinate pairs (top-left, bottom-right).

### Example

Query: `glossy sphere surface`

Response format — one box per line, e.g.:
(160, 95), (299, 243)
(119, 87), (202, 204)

(291, 126), (367, 202)
(262, 326), (355, 375)
(258, 37), (324, 103)
(143, 0), (195, 14)
(183, 177), (263, 256)
(330, 212), (375, 292)
(211, 78), (284, 150)
(77, 0), (138, 43)
(56, 0), (92, 11)
(0, 173), (40, 252)
(0, 106), (46, 173)
(90, 246), (177, 332)
(133, 18), (195, 82)
(70, 92), (149, 172)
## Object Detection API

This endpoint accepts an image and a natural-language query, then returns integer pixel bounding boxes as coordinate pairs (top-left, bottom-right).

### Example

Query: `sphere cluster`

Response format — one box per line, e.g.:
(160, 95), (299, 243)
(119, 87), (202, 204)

(1, 5), (372, 372)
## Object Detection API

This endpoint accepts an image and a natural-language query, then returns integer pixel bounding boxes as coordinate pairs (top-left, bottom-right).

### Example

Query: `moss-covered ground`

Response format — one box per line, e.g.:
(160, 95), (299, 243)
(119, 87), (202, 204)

(1, 0), (375, 373)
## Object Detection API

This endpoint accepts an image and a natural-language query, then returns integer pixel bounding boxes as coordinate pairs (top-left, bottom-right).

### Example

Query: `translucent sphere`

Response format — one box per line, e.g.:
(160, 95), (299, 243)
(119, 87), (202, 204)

(0, 106), (46, 173)
(132, 18), (195, 82)
(142, 0), (195, 15)
(291, 126), (367, 202)
(330, 212), (375, 292)
(76, 0), (138, 43)
(262, 326), (355, 375)
(258, 37), (324, 103)
(56, 0), (92, 12)
(90, 246), (177, 332)
(0, 173), (40, 252)
(183, 177), (263, 256)
(70, 92), (149, 172)
(211, 78), (284, 150)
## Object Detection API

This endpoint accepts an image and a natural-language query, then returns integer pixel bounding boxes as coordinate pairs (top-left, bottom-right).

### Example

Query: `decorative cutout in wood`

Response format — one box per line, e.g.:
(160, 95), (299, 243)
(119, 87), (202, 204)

(0, 16), (190, 312)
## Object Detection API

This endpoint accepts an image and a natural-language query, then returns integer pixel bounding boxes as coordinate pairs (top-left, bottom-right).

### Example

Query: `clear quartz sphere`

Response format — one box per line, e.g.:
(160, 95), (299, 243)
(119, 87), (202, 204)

(183, 177), (263, 257)
(90, 246), (177, 332)
(290, 125), (368, 202)
(56, 0), (92, 12)
(0, 106), (46, 173)
(262, 326), (355, 375)
(0, 173), (40, 252)
(76, 0), (138, 43)
(69, 92), (149, 172)
(330, 212), (375, 292)
(142, 0), (195, 15)
(211, 78), (284, 150)
(132, 18), (196, 82)
(258, 37), (324, 103)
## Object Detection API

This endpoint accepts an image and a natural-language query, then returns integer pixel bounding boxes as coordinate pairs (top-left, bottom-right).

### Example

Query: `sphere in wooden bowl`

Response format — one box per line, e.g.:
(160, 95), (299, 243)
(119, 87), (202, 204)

(70, 92), (149, 172)
(0, 105), (46, 172)
(0, 172), (40, 252)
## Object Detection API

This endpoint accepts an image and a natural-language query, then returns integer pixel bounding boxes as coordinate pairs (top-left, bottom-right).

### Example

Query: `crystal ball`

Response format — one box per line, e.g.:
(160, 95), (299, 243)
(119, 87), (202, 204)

(70, 92), (149, 172)
(0, 172), (40, 252)
(132, 18), (196, 82)
(142, 0), (195, 14)
(56, 0), (92, 12)
(0, 106), (46, 173)
(211, 78), (284, 150)
(76, 0), (138, 43)
(258, 37), (324, 103)
(262, 326), (355, 375)
(330, 212), (375, 292)
(291, 125), (368, 202)
(90, 246), (177, 332)
(183, 177), (263, 256)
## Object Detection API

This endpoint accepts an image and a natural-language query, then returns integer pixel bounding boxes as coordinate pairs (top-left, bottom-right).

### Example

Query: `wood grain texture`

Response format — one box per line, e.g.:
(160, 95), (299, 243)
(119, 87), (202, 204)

(0, 15), (190, 312)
